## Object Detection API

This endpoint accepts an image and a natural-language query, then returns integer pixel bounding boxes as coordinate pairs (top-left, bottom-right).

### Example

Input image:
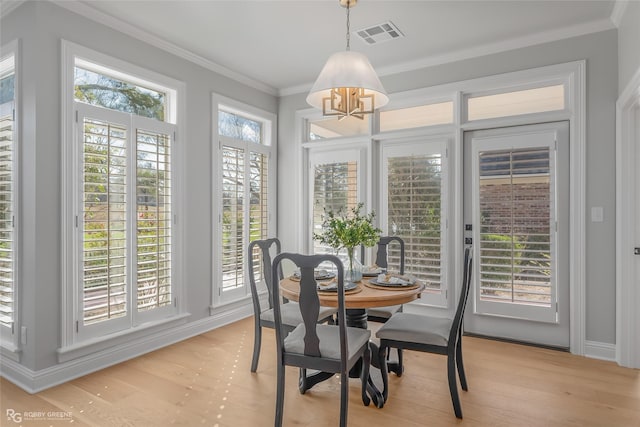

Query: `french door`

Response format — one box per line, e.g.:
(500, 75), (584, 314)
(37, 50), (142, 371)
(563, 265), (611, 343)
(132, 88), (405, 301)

(463, 122), (570, 348)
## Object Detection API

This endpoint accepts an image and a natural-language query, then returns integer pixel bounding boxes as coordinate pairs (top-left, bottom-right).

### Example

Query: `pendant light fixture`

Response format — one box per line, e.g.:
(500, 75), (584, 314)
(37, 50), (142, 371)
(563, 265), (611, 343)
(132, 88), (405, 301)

(306, 0), (388, 120)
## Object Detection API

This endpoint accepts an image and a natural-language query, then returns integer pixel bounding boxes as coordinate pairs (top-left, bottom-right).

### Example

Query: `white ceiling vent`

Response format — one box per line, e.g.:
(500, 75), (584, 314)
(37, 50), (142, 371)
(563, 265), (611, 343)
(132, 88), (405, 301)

(355, 21), (404, 45)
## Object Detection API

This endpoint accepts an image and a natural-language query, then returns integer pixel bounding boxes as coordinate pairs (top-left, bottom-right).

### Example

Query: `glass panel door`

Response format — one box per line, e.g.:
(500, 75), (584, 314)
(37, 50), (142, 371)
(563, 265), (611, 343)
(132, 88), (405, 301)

(464, 122), (570, 348)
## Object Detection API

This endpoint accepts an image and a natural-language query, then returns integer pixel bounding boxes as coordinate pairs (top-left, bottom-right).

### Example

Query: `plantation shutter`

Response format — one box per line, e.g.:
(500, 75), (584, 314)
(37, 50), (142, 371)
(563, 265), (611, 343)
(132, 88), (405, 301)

(136, 129), (172, 312)
(312, 160), (358, 255)
(248, 151), (269, 282)
(221, 145), (245, 291)
(82, 117), (128, 325)
(477, 147), (553, 307)
(386, 149), (444, 292)
(0, 102), (14, 330)
(79, 105), (177, 336)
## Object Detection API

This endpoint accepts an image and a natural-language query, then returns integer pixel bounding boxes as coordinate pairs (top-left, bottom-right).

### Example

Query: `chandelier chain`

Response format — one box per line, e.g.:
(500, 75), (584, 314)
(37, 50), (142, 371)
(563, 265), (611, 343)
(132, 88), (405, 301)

(345, 2), (351, 51)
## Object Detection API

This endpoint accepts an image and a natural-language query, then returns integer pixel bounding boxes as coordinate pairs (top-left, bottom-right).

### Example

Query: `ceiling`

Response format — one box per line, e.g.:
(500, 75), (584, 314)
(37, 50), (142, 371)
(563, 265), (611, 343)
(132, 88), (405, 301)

(42, 1), (621, 95)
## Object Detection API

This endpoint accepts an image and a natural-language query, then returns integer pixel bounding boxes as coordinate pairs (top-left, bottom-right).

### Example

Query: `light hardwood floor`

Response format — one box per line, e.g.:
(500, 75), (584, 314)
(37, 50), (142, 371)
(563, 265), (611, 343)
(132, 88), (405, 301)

(2, 317), (639, 426)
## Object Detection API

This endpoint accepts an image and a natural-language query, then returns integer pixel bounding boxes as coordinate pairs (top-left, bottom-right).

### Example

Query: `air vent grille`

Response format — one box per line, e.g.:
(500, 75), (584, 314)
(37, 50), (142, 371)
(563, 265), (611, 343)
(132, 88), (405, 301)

(355, 21), (404, 45)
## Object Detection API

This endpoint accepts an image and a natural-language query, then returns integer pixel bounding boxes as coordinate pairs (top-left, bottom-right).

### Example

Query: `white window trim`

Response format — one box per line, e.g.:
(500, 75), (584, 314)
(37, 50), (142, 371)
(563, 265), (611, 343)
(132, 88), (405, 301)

(0, 39), (21, 360)
(60, 40), (186, 349)
(211, 94), (277, 308)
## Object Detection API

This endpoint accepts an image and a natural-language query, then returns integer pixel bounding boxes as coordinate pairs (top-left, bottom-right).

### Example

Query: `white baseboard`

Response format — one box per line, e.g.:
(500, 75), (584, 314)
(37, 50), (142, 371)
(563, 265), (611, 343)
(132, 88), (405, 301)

(584, 340), (616, 362)
(1, 306), (252, 394)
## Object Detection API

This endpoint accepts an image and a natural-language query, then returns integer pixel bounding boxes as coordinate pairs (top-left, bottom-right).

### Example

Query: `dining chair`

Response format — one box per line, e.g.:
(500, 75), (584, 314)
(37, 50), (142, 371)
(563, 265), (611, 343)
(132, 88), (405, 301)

(362, 236), (406, 374)
(361, 236), (406, 323)
(248, 238), (337, 372)
(272, 253), (372, 427)
(376, 247), (473, 419)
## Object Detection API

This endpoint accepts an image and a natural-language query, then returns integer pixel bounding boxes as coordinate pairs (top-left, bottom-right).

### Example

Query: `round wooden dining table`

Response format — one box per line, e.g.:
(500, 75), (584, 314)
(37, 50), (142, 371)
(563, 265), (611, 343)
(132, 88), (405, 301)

(279, 276), (425, 408)
(281, 276), (424, 329)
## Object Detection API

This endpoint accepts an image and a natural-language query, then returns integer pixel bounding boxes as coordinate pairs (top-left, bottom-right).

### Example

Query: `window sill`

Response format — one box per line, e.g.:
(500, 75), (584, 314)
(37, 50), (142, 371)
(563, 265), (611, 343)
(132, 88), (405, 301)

(1, 341), (21, 362)
(57, 312), (191, 363)
(209, 293), (256, 315)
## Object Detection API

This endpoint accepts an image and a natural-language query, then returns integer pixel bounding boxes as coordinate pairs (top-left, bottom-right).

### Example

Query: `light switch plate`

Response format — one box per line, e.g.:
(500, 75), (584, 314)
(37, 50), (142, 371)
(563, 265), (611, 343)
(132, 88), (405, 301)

(591, 206), (604, 222)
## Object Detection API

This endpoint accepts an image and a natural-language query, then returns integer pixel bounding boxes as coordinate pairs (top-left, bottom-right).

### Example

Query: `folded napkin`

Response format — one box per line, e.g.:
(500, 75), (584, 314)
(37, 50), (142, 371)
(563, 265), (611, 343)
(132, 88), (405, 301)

(317, 277), (338, 291)
(362, 264), (384, 274)
(376, 273), (414, 285)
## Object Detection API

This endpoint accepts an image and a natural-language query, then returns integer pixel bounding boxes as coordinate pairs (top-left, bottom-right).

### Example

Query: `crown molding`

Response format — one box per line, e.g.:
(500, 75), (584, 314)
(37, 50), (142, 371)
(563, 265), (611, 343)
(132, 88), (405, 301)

(0, 0), (26, 18)
(51, 0), (278, 96)
(279, 17), (615, 97)
(610, 0), (629, 28)
(7, 0), (618, 101)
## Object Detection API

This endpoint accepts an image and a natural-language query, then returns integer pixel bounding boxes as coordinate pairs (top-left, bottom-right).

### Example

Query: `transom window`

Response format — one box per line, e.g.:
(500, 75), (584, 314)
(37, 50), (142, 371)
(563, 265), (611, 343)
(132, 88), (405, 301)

(74, 62), (168, 122)
(466, 84), (565, 121)
(219, 109), (263, 144)
(307, 115), (370, 140)
(380, 101), (454, 132)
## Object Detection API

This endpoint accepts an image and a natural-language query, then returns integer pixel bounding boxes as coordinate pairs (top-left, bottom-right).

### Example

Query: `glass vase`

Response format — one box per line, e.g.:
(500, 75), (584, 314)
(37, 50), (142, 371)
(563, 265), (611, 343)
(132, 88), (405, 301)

(345, 247), (363, 283)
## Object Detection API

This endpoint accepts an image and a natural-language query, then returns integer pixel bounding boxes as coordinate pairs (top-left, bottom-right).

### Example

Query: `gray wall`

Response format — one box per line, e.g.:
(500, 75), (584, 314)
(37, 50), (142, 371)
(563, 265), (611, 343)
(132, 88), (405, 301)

(278, 29), (619, 345)
(618, 0), (640, 94)
(1, 1), (277, 372)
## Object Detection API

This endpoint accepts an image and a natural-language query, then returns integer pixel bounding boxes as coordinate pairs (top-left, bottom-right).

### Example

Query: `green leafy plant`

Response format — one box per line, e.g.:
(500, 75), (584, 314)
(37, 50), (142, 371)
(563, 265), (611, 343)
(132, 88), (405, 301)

(314, 203), (382, 274)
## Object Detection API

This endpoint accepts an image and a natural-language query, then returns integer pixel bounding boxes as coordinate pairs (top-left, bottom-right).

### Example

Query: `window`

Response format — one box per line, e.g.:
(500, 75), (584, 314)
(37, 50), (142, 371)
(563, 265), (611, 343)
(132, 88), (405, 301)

(477, 148), (553, 306)
(381, 140), (449, 305)
(74, 66), (166, 121)
(0, 48), (16, 347)
(466, 84), (565, 121)
(66, 48), (181, 341)
(307, 115), (370, 140)
(312, 160), (358, 255)
(474, 147), (557, 318)
(306, 147), (366, 272)
(215, 100), (275, 304)
(379, 101), (454, 132)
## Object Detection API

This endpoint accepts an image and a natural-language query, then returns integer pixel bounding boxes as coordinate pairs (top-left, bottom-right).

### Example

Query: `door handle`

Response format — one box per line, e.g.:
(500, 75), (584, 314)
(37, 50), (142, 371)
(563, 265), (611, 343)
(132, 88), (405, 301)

(635, 248), (640, 255)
